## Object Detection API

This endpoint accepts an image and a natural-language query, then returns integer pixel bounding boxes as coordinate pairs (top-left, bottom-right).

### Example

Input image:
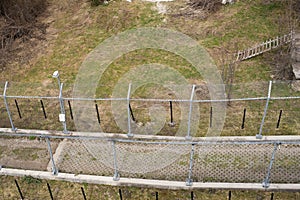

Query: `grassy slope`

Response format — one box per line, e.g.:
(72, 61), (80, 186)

(0, 1), (299, 198)
(15, 0), (164, 84)
(1, 176), (300, 199)
(0, 0), (296, 134)
(0, 0), (288, 84)
(161, 0), (287, 82)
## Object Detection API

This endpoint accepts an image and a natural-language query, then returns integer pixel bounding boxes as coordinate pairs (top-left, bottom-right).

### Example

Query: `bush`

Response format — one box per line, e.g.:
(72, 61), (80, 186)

(292, 0), (300, 15)
(174, 0), (222, 19)
(188, 0), (222, 13)
(0, 0), (47, 67)
(22, 176), (42, 184)
(90, 0), (106, 7)
(0, 0), (47, 24)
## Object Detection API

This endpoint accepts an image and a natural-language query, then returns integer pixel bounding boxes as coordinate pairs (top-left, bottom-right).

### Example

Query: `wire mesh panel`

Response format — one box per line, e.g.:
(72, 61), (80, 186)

(193, 143), (274, 183)
(220, 82), (270, 136)
(243, 101), (267, 133)
(221, 100), (266, 136)
(115, 142), (191, 181)
(196, 102), (212, 137)
(6, 98), (37, 128)
(40, 98), (62, 131)
(63, 100), (76, 131)
(94, 100), (123, 134)
(266, 99), (300, 135)
(0, 80), (300, 137)
(2, 82), (62, 131)
(71, 99), (112, 133)
(124, 100), (192, 137)
(0, 136), (59, 171)
(1, 79), (300, 186)
(1, 132), (300, 185)
(271, 144), (300, 183)
(55, 139), (113, 176)
(267, 81), (300, 135)
(5, 98), (61, 131)
(194, 84), (226, 138)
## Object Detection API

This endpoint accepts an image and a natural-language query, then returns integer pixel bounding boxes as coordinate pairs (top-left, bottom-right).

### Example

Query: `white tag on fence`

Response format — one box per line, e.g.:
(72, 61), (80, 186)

(59, 114), (66, 122)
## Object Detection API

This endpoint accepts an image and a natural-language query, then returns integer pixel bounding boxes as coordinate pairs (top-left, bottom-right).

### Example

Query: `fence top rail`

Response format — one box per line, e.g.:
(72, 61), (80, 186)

(1, 128), (300, 145)
(2, 94), (300, 102)
(2, 168), (300, 191)
(1, 79), (300, 102)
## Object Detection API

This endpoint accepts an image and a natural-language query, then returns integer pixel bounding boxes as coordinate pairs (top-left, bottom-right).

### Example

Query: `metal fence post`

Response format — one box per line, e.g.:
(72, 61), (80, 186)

(186, 144), (195, 186)
(112, 141), (120, 181)
(81, 187), (87, 200)
(262, 143), (279, 188)
(3, 81), (16, 131)
(256, 81), (272, 139)
(46, 137), (58, 175)
(52, 71), (68, 134)
(186, 85), (196, 139)
(169, 101), (174, 126)
(59, 83), (68, 134)
(14, 179), (24, 200)
(47, 182), (54, 200)
(127, 83), (133, 137)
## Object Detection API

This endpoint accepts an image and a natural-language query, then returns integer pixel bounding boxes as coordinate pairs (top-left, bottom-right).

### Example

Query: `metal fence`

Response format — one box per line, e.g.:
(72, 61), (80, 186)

(1, 79), (300, 188)
(0, 80), (300, 137)
(0, 132), (300, 188)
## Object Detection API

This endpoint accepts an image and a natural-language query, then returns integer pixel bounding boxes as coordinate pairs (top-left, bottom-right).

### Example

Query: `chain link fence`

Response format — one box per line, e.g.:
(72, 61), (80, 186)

(0, 80), (300, 137)
(0, 134), (300, 188)
(1, 80), (300, 187)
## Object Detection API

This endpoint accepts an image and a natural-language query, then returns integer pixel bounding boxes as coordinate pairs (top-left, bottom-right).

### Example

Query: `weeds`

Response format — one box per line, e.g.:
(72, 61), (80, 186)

(22, 176), (42, 184)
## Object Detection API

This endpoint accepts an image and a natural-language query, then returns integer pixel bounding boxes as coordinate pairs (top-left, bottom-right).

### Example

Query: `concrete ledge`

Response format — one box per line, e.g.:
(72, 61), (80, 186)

(1, 128), (300, 142)
(1, 168), (300, 191)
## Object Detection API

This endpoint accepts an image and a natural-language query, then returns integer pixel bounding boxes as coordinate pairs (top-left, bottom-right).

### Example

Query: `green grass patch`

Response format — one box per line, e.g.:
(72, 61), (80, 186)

(12, 148), (40, 161)
(201, 0), (286, 49)
(22, 176), (42, 185)
(96, 49), (202, 97)
(22, 1), (163, 84)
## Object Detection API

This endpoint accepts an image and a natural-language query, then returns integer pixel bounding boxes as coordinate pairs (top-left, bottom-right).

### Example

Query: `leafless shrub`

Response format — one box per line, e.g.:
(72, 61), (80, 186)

(0, 0), (48, 68)
(188, 0), (222, 12)
(292, 0), (300, 14)
(262, 0), (298, 80)
(90, 0), (106, 6)
(174, 0), (222, 19)
(264, 46), (294, 80)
